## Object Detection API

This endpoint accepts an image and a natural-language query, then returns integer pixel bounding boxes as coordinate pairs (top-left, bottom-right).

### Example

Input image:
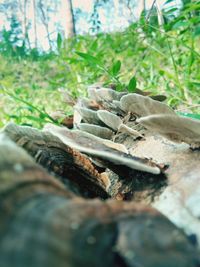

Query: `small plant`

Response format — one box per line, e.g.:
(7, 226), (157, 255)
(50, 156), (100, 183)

(0, 1), (199, 127)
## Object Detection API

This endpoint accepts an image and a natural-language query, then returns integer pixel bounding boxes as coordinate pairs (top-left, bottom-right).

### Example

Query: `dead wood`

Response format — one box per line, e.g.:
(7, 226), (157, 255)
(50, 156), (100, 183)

(0, 134), (199, 267)
(127, 133), (200, 243)
(2, 122), (200, 247)
(2, 123), (109, 199)
(2, 123), (166, 201)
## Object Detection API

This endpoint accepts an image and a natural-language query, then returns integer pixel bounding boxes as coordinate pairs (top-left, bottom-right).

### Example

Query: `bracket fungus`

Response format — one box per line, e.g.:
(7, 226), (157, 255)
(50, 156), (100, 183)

(137, 114), (200, 148)
(74, 107), (102, 125)
(44, 123), (128, 154)
(97, 110), (143, 138)
(78, 123), (114, 140)
(88, 86), (126, 102)
(120, 93), (175, 117)
(112, 100), (122, 110)
(44, 124), (161, 175)
(97, 110), (122, 131)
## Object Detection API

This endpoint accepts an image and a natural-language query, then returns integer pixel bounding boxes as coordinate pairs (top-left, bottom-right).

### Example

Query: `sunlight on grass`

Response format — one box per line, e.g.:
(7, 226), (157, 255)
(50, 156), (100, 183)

(0, 6), (200, 128)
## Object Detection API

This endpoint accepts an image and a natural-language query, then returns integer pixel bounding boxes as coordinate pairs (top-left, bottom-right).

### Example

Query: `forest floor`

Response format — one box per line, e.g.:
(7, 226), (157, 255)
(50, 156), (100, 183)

(0, 23), (200, 128)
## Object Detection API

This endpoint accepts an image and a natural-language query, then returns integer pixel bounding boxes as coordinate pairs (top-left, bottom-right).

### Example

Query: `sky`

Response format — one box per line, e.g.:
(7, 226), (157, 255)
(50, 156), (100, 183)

(0, 0), (182, 50)
(73, 0), (167, 11)
(71, 0), (181, 35)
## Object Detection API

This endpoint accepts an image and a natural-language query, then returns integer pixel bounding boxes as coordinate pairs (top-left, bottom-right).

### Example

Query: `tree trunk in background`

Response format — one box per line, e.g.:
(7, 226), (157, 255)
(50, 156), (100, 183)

(38, 0), (52, 50)
(143, 0), (146, 13)
(18, 0), (31, 49)
(24, 0), (31, 49)
(66, 0), (75, 38)
(33, 0), (38, 49)
(138, 0), (145, 18)
(113, 0), (120, 16)
(155, 0), (164, 26)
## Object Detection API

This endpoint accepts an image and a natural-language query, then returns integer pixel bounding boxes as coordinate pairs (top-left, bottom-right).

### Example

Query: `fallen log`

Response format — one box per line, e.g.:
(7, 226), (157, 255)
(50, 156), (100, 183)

(2, 123), (109, 199)
(58, 86), (200, 246)
(2, 118), (200, 247)
(0, 134), (199, 267)
(2, 123), (167, 201)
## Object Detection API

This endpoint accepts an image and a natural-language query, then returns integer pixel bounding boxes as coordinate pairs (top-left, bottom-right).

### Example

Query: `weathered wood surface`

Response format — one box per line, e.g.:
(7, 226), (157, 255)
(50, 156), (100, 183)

(2, 123), (167, 200)
(0, 134), (199, 266)
(2, 123), (109, 199)
(129, 134), (200, 243)
(0, 133), (70, 198)
(2, 122), (200, 247)
(48, 123), (200, 245)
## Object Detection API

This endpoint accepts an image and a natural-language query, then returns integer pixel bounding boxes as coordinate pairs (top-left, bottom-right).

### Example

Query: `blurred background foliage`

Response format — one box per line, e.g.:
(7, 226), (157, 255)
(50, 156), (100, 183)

(0, 0), (199, 128)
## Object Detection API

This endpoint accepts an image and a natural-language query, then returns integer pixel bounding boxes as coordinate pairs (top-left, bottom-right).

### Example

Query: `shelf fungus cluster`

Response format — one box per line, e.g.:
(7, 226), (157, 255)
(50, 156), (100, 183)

(1, 85), (200, 267)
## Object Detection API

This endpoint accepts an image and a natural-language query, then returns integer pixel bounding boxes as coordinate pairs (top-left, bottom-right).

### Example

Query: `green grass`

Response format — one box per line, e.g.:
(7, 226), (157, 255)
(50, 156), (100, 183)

(0, 18), (200, 128)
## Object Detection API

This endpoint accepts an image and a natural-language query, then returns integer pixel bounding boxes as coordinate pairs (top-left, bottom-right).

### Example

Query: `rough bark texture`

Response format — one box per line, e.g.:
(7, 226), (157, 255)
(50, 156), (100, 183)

(66, 0), (76, 37)
(129, 133), (200, 243)
(0, 134), (199, 267)
(2, 123), (166, 201)
(2, 123), (109, 199)
(2, 122), (200, 248)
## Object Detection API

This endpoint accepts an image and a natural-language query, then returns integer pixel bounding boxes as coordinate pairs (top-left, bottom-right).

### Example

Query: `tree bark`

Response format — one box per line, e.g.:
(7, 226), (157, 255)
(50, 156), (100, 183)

(3, 121), (200, 247)
(66, 0), (76, 38)
(138, 0), (146, 18)
(155, 0), (164, 26)
(32, 0), (38, 49)
(2, 123), (110, 199)
(18, 0), (31, 49)
(38, 0), (52, 50)
(0, 132), (198, 267)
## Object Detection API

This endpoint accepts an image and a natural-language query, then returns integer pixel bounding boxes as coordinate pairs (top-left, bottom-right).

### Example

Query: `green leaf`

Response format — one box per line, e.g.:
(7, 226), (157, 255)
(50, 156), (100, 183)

(190, 81), (200, 87)
(90, 39), (98, 51)
(164, 0), (174, 4)
(165, 7), (179, 15)
(112, 60), (121, 76)
(194, 26), (200, 37)
(57, 33), (62, 50)
(24, 115), (47, 122)
(76, 51), (99, 65)
(183, 2), (200, 13)
(128, 76), (137, 92)
(177, 112), (200, 120)
(172, 21), (190, 29)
